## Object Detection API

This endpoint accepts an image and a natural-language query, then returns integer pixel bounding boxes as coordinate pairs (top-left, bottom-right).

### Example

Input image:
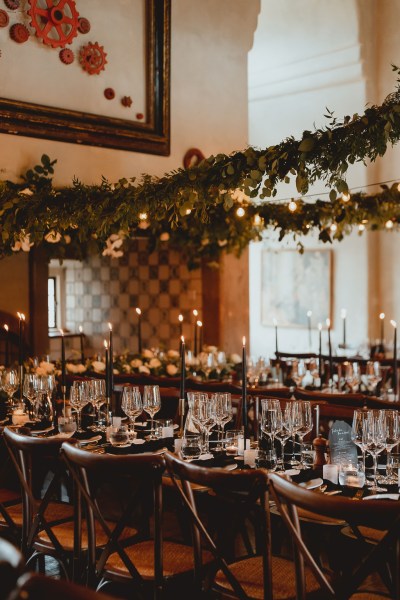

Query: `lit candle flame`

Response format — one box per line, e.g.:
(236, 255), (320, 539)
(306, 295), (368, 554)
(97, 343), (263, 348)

(318, 322), (322, 331)
(197, 320), (202, 327)
(391, 320), (397, 329)
(379, 312), (385, 320)
(307, 310), (312, 317)
(181, 335), (185, 344)
(108, 322), (112, 331)
(79, 325), (83, 333)
(340, 308), (347, 319)
(178, 314), (183, 323)
(104, 340), (108, 349)
(136, 308), (141, 316)
(17, 312), (25, 321)
(326, 318), (331, 328)
(242, 336), (246, 347)
(193, 309), (198, 317)
(59, 329), (64, 336)
(3, 324), (8, 332)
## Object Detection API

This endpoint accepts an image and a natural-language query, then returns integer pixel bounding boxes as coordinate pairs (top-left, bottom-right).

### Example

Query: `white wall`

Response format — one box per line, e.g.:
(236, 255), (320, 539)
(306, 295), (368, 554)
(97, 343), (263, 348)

(248, 0), (370, 359)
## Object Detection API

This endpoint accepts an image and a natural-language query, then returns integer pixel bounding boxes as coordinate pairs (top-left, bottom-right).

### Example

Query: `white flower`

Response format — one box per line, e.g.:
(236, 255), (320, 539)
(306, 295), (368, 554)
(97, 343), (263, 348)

(205, 345), (218, 353)
(45, 230), (62, 243)
(122, 364), (132, 373)
(231, 188), (249, 203)
(66, 363), (81, 374)
(102, 233), (125, 258)
(167, 349), (180, 359)
(113, 368), (119, 375)
(201, 238), (209, 246)
(130, 358), (143, 368)
(38, 361), (55, 374)
(35, 366), (48, 376)
(149, 358), (161, 369)
(142, 349), (154, 359)
(230, 353), (242, 365)
(166, 364), (178, 376)
(76, 364), (87, 373)
(139, 365), (150, 374)
(92, 360), (106, 373)
(20, 188), (33, 196)
(160, 232), (170, 241)
(218, 239), (227, 247)
(12, 232), (33, 252)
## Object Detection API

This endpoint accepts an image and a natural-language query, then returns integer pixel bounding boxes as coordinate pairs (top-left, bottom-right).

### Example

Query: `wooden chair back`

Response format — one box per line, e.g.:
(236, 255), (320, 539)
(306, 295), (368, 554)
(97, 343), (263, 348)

(0, 538), (24, 600)
(164, 451), (272, 600)
(268, 473), (400, 599)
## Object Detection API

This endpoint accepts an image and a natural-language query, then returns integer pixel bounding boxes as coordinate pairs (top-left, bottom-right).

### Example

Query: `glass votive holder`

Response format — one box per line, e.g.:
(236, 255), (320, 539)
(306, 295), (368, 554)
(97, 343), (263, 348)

(159, 419), (174, 438)
(225, 430), (244, 456)
(386, 453), (400, 484)
(181, 434), (202, 462)
(301, 443), (315, 469)
(57, 415), (77, 438)
(255, 449), (277, 472)
(323, 464), (338, 484)
(109, 425), (130, 447)
(338, 461), (365, 488)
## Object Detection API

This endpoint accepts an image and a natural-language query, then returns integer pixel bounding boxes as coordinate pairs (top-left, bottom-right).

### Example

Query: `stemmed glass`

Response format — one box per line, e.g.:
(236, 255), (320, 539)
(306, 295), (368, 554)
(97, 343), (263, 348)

(2, 368), (19, 414)
(143, 385), (161, 440)
(213, 393), (232, 451)
(365, 362), (382, 396)
(351, 409), (369, 470)
(89, 379), (106, 431)
(69, 380), (90, 432)
(23, 373), (38, 419)
(121, 386), (143, 434)
(192, 394), (216, 454)
(379, 410), (400, 484)
(296, 401), (313, 469)
(260, 399), (280, 449)
(275, 403), (291, 471)
(289, 401), (303, 466)
(363, 410), (387, 493)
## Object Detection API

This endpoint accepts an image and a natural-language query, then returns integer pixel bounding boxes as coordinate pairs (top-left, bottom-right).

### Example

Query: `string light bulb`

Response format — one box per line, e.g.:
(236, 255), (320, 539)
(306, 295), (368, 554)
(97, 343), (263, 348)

(139, 212), (147, 220)
(386, 219), (394, 229)
(358, 224), (365, 232)
(330, 223), (337, 232)
(185, 209), (192, 215)
(236, 206), (245, 217)
(342, 192), (350, 202)
(254, 214), (262, 226)
(288, 200), (297, 212)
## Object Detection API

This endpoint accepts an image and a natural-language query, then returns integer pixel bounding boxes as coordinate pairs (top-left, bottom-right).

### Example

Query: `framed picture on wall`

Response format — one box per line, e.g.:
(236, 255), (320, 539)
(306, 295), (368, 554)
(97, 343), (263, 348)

(261, 248), (332, 328)
(0, 0), (170, 155)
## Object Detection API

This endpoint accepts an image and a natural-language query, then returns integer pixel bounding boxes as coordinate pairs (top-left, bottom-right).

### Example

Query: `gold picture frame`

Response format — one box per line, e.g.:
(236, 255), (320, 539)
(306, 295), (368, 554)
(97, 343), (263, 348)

(0, 0), (170, 155)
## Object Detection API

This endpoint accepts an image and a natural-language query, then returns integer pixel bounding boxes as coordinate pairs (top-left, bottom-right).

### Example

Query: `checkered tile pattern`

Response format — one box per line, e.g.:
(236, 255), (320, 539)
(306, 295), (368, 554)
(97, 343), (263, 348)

(64, 240), (202, 354)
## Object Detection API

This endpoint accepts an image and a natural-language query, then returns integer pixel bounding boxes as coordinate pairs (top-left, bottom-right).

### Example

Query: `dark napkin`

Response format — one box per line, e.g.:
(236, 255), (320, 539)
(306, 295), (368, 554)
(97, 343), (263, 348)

(106, 437), (175, 455)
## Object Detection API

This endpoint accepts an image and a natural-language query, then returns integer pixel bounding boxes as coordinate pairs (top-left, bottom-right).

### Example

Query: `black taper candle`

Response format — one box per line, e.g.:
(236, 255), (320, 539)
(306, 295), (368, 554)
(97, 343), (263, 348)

(193, 309), (198, 355)
(79, 325), (85, 363)
(318, 323), (322, 383)
(17, 312), (25, 366)
(4, 324), (9, 367)
(242, 337), (247, 441)
(307, 311), (312, 349)
(197, 320), (203, 354)
(273, 319), (278, 356)
(104, 340), (110, 398)
(380, 313), (385, 349)
(391, 321), (397, 398)
(327, 319), (333, 380)
(341, 309), (347, 347)
(179, 336), (186, 434)
(108, 323), (114, 398)
(136, 308), (142, 354)
(60, 329), (66, 389)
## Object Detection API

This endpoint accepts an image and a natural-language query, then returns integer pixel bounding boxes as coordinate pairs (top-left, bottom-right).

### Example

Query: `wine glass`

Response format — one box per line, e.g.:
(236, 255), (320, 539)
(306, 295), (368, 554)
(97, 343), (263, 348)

(121, 386), (143, 434)
(2, 369), (19, 414)
(213, 393), (232, 451)
(289, 401), (303, 466)
(296, 401), (313, 469)
(23, 373), (38, 419)
(363, 410), (387, 493)
(365, 361), (382, 395)
(89, 379), (106, 431)
(192, 394), (216, 454)
(379, 410), (400, 484)
(351, 409), (369, 470)
(275, 403), (291, 471)
(260, 399), (280, 449)
(143, 385), (161, 440)
(70, 380), (90, 432)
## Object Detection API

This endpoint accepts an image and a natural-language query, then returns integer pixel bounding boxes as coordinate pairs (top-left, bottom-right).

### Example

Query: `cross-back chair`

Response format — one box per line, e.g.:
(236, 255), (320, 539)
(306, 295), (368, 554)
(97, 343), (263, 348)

(61, 442), (212, 599)
(164, 451), (321, 600)
(268, 472), (400, 599)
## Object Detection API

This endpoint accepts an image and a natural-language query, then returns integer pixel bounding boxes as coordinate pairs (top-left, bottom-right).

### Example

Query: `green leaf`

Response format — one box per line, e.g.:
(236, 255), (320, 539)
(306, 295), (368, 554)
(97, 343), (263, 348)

(298, 138), (315, 152)
(329, 189), (337, 202)
(226, 164), (235, 175)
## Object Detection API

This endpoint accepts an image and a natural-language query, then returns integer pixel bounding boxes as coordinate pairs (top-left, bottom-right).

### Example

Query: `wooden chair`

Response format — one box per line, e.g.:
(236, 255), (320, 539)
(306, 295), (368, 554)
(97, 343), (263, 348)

(3, 428), (128, 583)
(268, 473), (400, 599)
(0, 537), (24, 600)
(164, 451), (322, 600)
(13, 572), (117, 600)
(0, 485), (22, 544)
(61, 443), (212, 599)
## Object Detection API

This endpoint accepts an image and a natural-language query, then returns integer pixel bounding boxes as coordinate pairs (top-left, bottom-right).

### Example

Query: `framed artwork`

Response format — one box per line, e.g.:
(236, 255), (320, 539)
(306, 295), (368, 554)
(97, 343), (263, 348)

(0, 0), (170, 155)
(261, 248), (332, 328)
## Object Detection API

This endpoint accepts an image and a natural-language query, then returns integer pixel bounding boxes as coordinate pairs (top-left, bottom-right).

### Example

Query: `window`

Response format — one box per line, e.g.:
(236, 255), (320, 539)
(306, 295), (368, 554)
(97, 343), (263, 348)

(48, 276), (57, 329)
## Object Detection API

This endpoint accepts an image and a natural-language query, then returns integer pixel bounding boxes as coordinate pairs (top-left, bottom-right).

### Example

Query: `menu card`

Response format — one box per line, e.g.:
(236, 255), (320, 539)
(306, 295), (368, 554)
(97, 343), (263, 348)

(328, 420), (358, 465)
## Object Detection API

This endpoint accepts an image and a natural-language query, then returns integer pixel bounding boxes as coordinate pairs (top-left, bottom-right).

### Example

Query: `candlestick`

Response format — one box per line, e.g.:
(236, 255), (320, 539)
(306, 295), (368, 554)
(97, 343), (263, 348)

(391, 320), (397, 398)
(341, 308), (347, 347)
(17, 312), (25, 366)
(318, 322), (322, 383)
(4, 324), (9, 367)
(326, 318), (333, 381)
(79, 325), (85, 363)
(178, 314), (183, 337)
(379, 312), (385, 350)
(307, 310), (312, 349)
(135, 308), (142, 354)
(104, 340), (110, 399)
(108, 323), (114, 399)
(242, 337), (247, 440)
(273, 318), (278, 356)
(197, 320), (203, 353)
(193, 309), (198, 355)
(179, 336), (186, 434)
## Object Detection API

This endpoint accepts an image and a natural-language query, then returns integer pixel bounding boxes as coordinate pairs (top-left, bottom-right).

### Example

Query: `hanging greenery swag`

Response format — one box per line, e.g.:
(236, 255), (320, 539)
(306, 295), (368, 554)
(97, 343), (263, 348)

(2, 66), (400, 268)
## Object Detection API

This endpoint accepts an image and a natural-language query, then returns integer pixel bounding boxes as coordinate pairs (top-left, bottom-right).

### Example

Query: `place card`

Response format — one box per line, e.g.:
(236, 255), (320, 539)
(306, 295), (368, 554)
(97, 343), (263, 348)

(328, 420), (358, 465)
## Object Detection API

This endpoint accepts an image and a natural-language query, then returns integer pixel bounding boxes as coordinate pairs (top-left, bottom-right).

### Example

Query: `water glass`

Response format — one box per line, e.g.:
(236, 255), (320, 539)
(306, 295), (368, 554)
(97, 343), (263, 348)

(181, 435), (202, 461)
(58, 415), (77, 438)
(301, 442), (314, 469)
(256, 449), (277, 471)
(109, 425), (130, 447)
(225, 429), (244, 455)
(338, 461), (365, 488)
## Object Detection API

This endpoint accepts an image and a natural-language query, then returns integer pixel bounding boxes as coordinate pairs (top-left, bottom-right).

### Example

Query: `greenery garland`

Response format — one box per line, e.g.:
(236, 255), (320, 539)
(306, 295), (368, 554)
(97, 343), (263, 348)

(2, 66), (400, 268)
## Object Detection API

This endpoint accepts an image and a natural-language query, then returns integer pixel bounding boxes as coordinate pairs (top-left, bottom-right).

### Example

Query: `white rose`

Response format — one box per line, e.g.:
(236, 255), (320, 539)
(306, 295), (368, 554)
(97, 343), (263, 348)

(149, 358), (161, 369)
(230, 353), (242, 365)
(123, 364), (132, 373)
(167, 349), (180, 359)
(66, 363), (78, 374)
(142, 349), (154, 359)
(166, 364), (178, 376)
(35, 367), (47, 376)
(76, 364), (87, 373)
(113, 368), (119, 375)
(139, 365), (150, 374)
(12, 233), (33, 252)
(92, 360), (106, 373)
(20, 188), (33, 196)
(130, 358), (143, 368)
(45, 230), (62, 243)
(39, 361), (55, 374)
(64, 235), (71, 244)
